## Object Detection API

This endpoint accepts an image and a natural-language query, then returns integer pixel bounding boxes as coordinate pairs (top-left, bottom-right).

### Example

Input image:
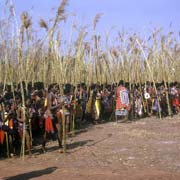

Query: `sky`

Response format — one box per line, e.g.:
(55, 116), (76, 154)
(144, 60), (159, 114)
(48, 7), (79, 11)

(0, 0), (180, 39)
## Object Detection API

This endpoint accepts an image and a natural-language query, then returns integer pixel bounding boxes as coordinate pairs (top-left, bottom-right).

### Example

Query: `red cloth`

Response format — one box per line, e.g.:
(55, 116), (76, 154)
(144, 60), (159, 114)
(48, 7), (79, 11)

(173, 98), (180, 107)
(116, 86), (130, 110)
(0, 130), (5, 145)
(45, 116), (54, 133)
(8, 119), (13, 129)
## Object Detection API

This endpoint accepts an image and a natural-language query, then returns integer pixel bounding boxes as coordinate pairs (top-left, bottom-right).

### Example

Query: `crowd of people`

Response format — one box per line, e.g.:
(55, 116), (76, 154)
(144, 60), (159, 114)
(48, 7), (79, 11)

(0, 80), (180, 158)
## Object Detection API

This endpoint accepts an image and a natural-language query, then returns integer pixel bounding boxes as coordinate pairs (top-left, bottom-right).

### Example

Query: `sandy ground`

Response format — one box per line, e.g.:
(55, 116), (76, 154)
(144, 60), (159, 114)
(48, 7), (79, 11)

(1, 115), (180, 180)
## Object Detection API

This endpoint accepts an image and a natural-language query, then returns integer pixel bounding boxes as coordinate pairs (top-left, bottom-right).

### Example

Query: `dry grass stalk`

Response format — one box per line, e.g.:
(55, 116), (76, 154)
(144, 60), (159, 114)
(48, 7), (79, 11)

(39, 18), (48, 31)
(21, 12), (32, 29)
(58, 0), (69, 16)
(93, 13), (103, 30)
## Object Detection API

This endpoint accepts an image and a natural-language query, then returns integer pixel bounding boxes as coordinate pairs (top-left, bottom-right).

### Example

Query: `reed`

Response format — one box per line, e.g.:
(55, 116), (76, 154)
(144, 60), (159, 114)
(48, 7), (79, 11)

(0, 1), (179, 121)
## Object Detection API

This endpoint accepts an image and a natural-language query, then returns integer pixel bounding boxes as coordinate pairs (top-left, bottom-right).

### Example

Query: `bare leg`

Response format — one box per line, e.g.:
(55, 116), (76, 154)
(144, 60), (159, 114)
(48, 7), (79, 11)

(66, 115), (70, 134)
(25, 130), (32, 156)
(56, 111), (62, 148)
(42, 132), (46, 153)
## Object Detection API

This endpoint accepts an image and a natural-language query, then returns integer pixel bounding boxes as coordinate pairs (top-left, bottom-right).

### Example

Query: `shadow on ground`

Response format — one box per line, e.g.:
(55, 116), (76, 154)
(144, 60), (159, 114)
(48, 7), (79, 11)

(3, 167), (57, 180)
(67, 140), (93, 150)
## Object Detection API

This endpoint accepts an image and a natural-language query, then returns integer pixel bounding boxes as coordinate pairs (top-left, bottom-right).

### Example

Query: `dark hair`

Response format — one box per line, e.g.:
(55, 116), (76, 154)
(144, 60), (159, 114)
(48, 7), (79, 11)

(15, 94), (22, 101)
(118, 80), (124, 86)
(63, 83), (72, 95)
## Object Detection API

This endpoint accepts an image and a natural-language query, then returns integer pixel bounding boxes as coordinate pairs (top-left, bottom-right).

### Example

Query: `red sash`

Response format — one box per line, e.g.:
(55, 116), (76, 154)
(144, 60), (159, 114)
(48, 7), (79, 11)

(45, 116), (54, 133)
(0, 130), (5, 144)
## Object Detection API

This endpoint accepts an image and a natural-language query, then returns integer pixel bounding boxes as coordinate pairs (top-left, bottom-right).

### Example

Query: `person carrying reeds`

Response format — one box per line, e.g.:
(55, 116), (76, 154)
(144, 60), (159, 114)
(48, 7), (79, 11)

(41, 87), (62, 152)
(78, 84), (87, 123)
(0, 100), (5, 156)
(61, 85), (73, 133)
(16, 96), (32, 157)
(85, 84), (97, 124)
(115, 80), (130, 121)
(101, 86), (113, 120)
(2, 100), (19, 157)
(94, 84), (102, 123)
(170, 82), (180, 114)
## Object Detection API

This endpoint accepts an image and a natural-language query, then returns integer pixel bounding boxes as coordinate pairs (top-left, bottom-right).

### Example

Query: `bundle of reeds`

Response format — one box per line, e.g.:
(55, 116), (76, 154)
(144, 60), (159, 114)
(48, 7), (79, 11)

(0, 1), (180, 121)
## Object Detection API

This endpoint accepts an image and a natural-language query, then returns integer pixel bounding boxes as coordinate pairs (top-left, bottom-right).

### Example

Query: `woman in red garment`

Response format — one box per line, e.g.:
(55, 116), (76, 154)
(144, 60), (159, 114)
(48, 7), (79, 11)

(116, 80), (130, 111)
(115, 80), (130, 120)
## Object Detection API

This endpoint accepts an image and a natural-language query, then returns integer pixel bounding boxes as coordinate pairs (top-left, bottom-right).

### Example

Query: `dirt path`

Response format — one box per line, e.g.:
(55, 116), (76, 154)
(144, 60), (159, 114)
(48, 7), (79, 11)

(1, 116), (180, 180)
